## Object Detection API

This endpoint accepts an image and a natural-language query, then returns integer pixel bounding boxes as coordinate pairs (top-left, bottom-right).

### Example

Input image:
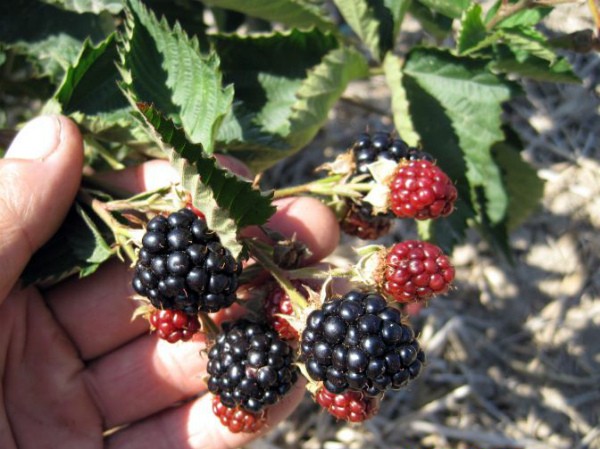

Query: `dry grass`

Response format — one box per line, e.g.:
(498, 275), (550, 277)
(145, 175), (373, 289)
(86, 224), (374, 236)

(253, 4), (600, 449)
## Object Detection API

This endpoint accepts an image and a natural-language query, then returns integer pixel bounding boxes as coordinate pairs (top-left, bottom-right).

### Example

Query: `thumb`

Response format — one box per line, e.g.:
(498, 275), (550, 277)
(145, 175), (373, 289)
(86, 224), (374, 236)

(0, 115), (83, 299)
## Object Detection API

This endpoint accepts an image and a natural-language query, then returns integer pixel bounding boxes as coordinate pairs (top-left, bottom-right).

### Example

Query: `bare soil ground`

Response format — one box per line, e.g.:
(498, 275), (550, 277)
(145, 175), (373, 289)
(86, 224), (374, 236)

(251, 4), (600, 449)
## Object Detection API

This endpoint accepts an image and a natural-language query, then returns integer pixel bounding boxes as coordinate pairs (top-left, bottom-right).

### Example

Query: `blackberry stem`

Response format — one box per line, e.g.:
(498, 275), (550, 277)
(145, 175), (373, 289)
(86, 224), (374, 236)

(272, 175), (371, 200)
(79, 190), (137, 263)
(245, 239), (309, 310)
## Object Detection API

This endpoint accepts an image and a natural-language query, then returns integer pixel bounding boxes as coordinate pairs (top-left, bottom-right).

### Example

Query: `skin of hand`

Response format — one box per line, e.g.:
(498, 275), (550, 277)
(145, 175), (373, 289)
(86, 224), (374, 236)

(0, 115), (340, 449)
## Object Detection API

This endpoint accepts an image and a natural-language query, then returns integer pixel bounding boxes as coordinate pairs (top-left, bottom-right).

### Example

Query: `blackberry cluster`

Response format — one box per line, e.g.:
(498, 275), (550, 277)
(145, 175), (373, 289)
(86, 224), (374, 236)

(300, 290), (424, 397)
(206, 320), (299, 413)
(342, 132), (433, 239)
(132, 208), (241, 314)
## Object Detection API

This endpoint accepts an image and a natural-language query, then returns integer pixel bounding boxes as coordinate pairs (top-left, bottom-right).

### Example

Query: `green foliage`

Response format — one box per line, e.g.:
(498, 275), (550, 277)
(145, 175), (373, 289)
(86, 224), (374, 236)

(134, 102), (276, 258)
(1, 0), (578, 282)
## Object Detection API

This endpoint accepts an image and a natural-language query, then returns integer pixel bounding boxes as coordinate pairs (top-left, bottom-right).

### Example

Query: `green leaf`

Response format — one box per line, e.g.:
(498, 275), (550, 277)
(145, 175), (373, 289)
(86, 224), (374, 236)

(287, 45), (369, 148)
(457, 3), (487, 54)
(415, 0), (469, 19)
(21, 202), (114, 286)
(134, 102), (276, 258)
(492, 128), (544, 231)
(213, 30), (368, 171)
(0, 0), (114, 82)
(401, 70), (472, 251)
(213, 29), (339, 137)
(408, 1), (453, 40)
(403, 48), (517, 225)
(485, 3), (551, 28)
(120, 0), (233, 154)
(54, 34), (129, 117)
(199, 0), (336, 31)
(383, 53), (419, 146)
(490, 28), (580, 84)
(491, 55), (580, 83)
(43, 0), (124, 14)
(332, 0), (410, 61)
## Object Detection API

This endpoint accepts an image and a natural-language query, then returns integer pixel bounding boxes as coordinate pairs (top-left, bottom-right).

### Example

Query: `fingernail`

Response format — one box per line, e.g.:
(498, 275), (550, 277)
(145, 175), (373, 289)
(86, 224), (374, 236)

(5, 115), (62, 160)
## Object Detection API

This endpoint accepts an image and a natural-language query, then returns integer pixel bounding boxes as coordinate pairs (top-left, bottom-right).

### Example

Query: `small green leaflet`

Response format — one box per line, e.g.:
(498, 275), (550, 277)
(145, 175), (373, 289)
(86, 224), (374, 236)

(54, 34), (130, 117)
(120, 0), (233, 155)
(416, 0), (470, 19)
(383, 53), (420, 146)
(408, 1), (453, 40)
(333, 0), (408, 61)
(135, 102), (276, 259)
(457, 4), (486, 55)
(484, 2), (552, 29)
(492, 128), (544, 231)
(199, 0), (336, 32)
(0, 0), (114, 82)
(22, 202), (114, 286)
(214, 30), (368, 172)
(43, 0), (124, 14)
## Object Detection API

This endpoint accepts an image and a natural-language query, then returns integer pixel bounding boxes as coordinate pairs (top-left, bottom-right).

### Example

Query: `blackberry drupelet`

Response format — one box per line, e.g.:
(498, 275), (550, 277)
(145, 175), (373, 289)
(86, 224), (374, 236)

(132, 208), (242, 314)
(300, 290), (425, 397)
(206, 320), (299, 413)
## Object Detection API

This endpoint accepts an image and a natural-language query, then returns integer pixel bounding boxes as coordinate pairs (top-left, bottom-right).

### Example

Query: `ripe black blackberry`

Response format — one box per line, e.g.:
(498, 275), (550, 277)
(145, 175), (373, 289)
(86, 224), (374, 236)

(300, 290), (425, 397)
(206, 319), (299, 413)
(132, 208), (242, 314)
(341, 132), (433, 238)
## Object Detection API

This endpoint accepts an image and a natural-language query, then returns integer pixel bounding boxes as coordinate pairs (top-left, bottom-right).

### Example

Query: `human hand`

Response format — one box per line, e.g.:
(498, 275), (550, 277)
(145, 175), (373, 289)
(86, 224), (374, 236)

(0, 115), (340, 449)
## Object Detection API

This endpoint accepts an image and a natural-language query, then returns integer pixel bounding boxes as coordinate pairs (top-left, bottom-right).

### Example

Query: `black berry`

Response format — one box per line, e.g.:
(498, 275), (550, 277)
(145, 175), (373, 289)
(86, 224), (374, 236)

(300, 290), (424, 396)
(207, 320), (299, 413)
(132, 209), (242, 314)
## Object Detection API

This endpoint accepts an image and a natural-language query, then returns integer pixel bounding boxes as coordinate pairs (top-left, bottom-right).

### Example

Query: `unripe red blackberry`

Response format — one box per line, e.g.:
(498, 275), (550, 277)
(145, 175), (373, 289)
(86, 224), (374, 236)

(388, 159), (457, 220)
(264, 281), (309, 341)
(206, 320), (299, 413)
(132, 208), (242, 314)
(315, 387), (380, 422)
(300, 290), (425, 397)
(149, 308), (200, 343)
(340, 132), (435, 238)
(381, 240), (455, 303)
(212, 394), (267, 434)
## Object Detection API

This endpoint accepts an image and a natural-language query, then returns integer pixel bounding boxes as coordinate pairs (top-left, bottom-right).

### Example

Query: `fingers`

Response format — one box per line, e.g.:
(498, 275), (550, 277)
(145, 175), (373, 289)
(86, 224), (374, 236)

(84, 333), (209, 427)
(92, 154), (252, 194)
(0, 115), (83, 300)
(46, 160), (339, 360)
(104, 379), (306, 449)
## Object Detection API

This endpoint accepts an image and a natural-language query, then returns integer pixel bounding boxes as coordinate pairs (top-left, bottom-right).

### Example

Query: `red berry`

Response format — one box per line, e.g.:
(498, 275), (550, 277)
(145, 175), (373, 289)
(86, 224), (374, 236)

(381, 240), (455, 303)
(264, 281), (309, 341)
(212, 395), (267, 433)
(315, 387), (380, 422)
(149, 309), (200, 343)
(388, 160), (457, 220)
